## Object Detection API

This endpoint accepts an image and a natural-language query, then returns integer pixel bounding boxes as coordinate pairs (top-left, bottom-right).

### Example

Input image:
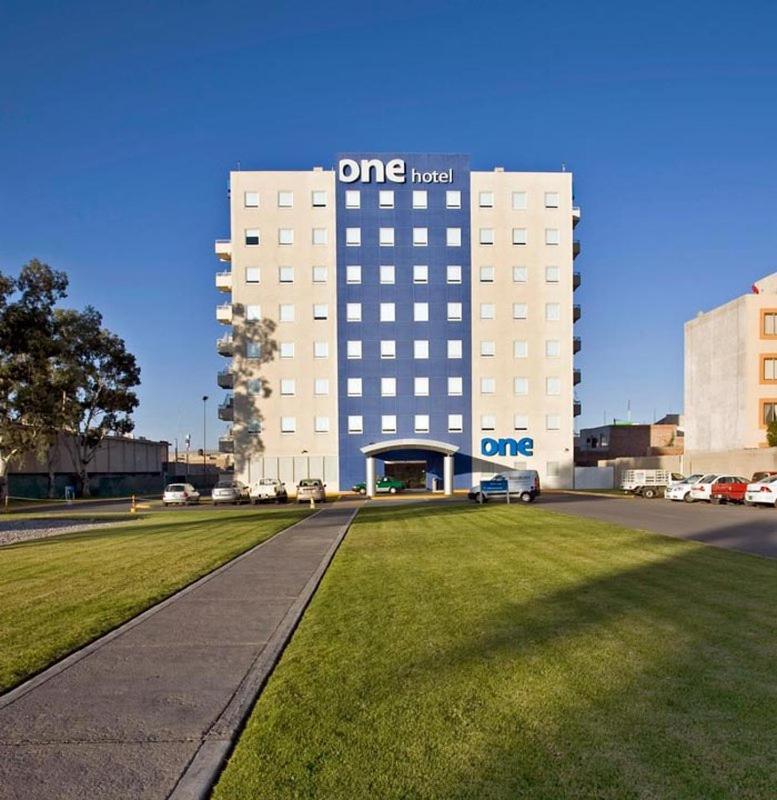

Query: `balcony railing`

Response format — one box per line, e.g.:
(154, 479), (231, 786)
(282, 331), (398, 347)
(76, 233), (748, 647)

(572, 206), (581, 227)
(216, 303), (233, 324)
(217, 369), (234, 390)
(573, 368), (581, 385)
(215, 270), (232, 292)
(214, 239), (232, 262)
(573, 304), (581, 322)
(573, 336), (581, 354)
(573, 271), (581, 290)
(216, 334), (234, 356)
(218, 396), (234, 421)
(574, 400), (582, 417)
(573, 240), (581, 258)
(218, 435), (235, 453)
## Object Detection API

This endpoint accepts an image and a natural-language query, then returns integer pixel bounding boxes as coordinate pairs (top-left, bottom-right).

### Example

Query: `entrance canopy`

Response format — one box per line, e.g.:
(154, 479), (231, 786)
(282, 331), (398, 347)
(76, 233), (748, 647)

(359, 439), (459, 496)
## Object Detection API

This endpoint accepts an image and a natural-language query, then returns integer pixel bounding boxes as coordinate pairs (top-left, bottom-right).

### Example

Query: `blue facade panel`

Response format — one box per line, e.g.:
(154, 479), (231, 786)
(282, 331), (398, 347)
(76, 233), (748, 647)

(335, 153), (472, 490)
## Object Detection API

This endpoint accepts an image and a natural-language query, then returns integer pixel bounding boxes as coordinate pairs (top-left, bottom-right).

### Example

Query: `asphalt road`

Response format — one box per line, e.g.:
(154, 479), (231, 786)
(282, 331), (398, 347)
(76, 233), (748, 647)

(541, 493), (777, 558)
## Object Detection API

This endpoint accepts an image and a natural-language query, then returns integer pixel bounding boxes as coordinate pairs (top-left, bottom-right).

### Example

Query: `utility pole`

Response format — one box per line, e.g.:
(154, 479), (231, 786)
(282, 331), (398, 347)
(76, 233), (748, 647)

(202, 396), (209, 474)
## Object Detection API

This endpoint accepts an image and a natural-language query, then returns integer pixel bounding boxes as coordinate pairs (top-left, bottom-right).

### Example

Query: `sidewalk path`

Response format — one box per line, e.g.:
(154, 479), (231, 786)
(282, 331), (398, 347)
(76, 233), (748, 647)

(0, 505), (356, 800)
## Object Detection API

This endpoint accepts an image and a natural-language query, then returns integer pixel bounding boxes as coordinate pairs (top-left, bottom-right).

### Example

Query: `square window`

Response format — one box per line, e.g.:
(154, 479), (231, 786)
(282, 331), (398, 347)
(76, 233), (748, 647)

(247, 379), (262, 395)
(448, 414), (463, 433)
(479, 266), (495, 282)
(447, 302), (462, 321)
(514, 414), (529, 431)
(279, 342), (295, 359)
(247, 419), (262, 435)
(381, 415), (397, 434)
(546, 339), (560, 357)
(546, 414), (561, 430)
(347, 340), (362, 359)
(545, 265), (560, 283)
(278, 266), (294, 283)
(314, 416), (330, 433)
(447, 228), (462, 247)
(545, 191), (560, 208)
(379, 190), (394, 209)
(514, 377), (528, 395)
(414, 376), (429, 396)
(314, 378), (330, 395)
(545, 228), (560, 245)
(481, 377), (496, 394)
(448, 340), (463, 359)
(413, 227), (428, 247)
(413, 190), (428, 209)
(414, 302), (429, 322)
(414, 340), (429, 359)
(347, 377), (362, 397)
(545, 302), (560, 321)
(479, 191), (494, 207)
(512, 191), (527, 210)
(312, 265), (328, 283)
(479, 228), (494, 245)
(481, 414), (496, 431)
(312, 190), (327, 208)
(447, 265), (462, 284)
(345, 190), (360, 209)
(348, 415), (363, 434)
(380, 303), (396, 322)
(281, 416), (296, 433)
(379, 227), (395, 246)
(380, 265), (395, 284)
(512, 228), (527, 245)
(381, 377), (396, 397)
(513, 303), (528, 320)
(246, 304), (262, 321)
(346, 302), (362, 322)
(245, 228), (260, 246)
(414, 414), (430, 434)
(280, 378), (296, 396)
(244, 191), (259, 207)
(312, 228), (328, 245)
(246, 341), (262, 359)
(346, 265), (362, 284)
(414, 265), (429, 284)
(313, 304), (328, 320)
(446, 190), (462, 209)
(481, 340), (496, 357)
(245, 266), (261, 283)
(278, 228), (294, 245)
(546, 377), (561, 395)
(514, 340), (528, 358)
(279, 303), (295, 322)
(513, 266), (528, 283)
(346, 227), (361, 246)
(480, 303), (495, 320)
(381, 340), (396, 359)
(448, 376), (463, 396)
(314, 341), (329, 358)
(278, 191), (293, 208)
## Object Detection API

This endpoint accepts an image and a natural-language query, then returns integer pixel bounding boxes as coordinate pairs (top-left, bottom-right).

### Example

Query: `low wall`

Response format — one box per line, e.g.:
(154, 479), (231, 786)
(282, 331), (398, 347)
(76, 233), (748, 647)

(8, 472), (166, 500)
(573, 466), (615, 490)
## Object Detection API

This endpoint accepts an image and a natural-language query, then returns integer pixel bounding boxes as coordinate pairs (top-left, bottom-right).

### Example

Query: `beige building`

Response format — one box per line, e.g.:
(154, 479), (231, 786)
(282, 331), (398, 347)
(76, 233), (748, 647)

(685, 272), (777, 452)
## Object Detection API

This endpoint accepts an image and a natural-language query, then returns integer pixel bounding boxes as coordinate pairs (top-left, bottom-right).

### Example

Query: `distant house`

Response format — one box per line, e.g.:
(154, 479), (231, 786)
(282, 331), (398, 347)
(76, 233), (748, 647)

(575, 416), (683, 467)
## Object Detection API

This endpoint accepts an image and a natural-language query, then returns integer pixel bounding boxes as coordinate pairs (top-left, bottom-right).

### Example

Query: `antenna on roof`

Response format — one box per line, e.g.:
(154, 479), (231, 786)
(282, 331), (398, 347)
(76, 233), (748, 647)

(236, 160), (241, 171)
(561, 162), (566, 172)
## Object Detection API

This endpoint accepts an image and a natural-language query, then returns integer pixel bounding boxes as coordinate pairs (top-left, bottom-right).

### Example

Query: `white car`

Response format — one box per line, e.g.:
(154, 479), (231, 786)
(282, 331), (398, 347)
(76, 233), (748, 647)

(212, 479), (250, 505)
(162, 483), (200, 506)
(687, 474), (721, 503)
(745, 474), (777, 507)
(249, 478), (288, 504)
(664, 474), (705, 502)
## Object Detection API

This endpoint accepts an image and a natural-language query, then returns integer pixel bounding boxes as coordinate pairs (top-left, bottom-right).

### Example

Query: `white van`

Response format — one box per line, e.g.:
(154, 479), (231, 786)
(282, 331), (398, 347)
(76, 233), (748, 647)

(469, 470), (541, 503)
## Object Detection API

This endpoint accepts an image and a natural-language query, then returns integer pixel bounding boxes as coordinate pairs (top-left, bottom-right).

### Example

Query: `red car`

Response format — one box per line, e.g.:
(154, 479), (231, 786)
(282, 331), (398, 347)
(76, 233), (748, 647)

(710, 476), (749, 504)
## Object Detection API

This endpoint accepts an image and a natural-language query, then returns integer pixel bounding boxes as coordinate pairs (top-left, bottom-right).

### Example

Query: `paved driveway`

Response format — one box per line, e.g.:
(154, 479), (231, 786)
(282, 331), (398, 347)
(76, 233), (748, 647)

(542, 493), (777, 558)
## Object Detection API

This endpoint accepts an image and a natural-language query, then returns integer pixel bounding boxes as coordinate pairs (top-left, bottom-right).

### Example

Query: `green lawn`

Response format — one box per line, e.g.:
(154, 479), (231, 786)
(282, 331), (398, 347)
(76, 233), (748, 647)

(0, 507), (307, 692)
(214, 503), (777, 800)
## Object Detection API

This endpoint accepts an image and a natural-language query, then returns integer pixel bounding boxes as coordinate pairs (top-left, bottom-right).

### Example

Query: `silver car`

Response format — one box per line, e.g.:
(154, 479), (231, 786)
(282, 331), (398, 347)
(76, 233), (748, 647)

(211, 479), (250, 505)
(162, 483), (200, 506)
(296, 478), (326, 503)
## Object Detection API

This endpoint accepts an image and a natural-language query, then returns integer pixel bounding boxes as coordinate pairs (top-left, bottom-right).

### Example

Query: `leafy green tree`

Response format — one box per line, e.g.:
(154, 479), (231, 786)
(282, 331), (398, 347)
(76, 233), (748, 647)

(767, 419), (777, 448)
(55, 307), (140, 496)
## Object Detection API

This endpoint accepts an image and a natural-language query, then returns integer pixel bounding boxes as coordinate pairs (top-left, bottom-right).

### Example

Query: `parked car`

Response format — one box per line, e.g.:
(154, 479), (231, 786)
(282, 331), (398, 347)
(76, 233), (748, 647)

(620, 470), (684, 498)
(745, 474), (777, 507)
(249, 478), (288, 504)
(687, 474), (721, 503)
(710, 476), (750, 504)
(468, 470), (541, 503)
(297, 478), (326, 503)
(751, 471), (777, 484)
(211, 479), (250, 505)
(664, 474), (705, 502)
(162, 483), (200, 506)
(351, 476), (407, 495)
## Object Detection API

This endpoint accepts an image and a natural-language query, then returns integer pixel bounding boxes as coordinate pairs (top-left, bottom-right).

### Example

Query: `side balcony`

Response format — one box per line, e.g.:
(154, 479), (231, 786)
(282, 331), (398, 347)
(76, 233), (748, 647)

(216, 303), (233, 324)
(215, 239), (232, 262)
(573, 368), (581, 385)
(573, 304), (581, 323)
(573, 240), (581, 259)
(216, 333), (234, 357)
(215, 270), (232, 292)
(573, 336), (581, 354)
(574, 400), (582, 417)
(217, 367), (234, 390)
(219, 430), (235, 453)
(572, 206), (581, 228)
(573, 271), (581, 290)
(218, 395), (234, 421)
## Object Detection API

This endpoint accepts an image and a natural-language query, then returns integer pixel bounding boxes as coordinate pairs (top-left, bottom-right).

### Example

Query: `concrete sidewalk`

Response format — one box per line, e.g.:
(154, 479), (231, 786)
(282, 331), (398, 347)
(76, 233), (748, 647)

(0, 505), (356, 800)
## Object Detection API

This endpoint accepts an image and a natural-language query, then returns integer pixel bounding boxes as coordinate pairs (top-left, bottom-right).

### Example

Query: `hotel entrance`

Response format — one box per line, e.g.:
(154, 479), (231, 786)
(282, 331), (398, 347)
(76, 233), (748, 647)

(359, 439), (459, 497)
(384, 460), (426, 489)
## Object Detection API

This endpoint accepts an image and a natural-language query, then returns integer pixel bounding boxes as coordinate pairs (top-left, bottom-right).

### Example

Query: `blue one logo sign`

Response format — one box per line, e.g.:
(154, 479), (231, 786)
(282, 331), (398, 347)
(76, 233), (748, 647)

(480, 437), (534, 457)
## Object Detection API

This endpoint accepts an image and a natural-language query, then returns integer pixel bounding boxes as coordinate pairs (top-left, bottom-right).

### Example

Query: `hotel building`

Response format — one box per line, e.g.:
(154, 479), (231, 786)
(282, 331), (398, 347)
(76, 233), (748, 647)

(214, 153), (581, 494)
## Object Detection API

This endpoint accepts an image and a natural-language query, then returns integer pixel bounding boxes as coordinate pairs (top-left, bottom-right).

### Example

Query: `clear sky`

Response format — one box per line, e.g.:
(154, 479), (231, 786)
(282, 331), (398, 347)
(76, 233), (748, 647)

(2, 0), (777, 448)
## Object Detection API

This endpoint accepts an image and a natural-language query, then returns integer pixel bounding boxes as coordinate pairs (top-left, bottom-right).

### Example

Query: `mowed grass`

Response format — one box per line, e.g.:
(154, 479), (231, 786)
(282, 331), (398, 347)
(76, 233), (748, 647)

(214, 503), (777, 800)
(0, 507), (307, 692)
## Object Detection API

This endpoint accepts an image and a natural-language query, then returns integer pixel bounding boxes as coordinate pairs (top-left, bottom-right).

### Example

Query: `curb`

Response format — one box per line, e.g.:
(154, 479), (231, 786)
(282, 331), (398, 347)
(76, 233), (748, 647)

(0, 510), (321, 710)
(167, 506), (358, 800)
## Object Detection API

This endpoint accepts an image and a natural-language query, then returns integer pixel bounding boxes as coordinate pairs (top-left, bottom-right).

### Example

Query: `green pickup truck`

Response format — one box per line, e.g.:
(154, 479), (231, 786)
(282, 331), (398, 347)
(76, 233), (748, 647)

(352, 476), (407, 495)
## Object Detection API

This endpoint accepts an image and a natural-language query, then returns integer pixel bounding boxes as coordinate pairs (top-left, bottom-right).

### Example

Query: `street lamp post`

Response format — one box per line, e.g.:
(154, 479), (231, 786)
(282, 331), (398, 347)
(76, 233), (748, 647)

(202, 396), (209, 474)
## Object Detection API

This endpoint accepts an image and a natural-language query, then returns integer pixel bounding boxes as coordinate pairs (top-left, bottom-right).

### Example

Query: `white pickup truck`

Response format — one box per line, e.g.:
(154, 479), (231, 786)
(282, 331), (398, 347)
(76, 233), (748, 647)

(620, 470), (685, 498)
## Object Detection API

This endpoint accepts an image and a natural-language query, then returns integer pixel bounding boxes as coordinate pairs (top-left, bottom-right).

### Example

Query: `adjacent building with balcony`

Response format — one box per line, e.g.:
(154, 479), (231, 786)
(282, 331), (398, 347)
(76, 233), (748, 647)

(213, 153), (582, 493)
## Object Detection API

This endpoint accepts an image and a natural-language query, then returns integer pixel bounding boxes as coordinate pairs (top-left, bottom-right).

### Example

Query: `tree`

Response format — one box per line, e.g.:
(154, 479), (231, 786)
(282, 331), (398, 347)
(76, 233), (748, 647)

(55, 307), (141, 497)
(0, 261), (69, 500)
(767, 419), (777, 448)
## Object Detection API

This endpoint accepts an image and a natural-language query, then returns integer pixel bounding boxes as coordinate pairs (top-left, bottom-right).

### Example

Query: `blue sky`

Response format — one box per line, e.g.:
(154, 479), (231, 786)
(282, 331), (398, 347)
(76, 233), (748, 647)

(2, 0), (777, 447)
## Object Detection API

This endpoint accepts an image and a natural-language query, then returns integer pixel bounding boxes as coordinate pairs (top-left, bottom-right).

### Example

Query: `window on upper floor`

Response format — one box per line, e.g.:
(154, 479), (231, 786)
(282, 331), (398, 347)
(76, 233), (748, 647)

(481, 340), (496, 357)
(381, 415), (397, 434)
(414, 339), (429, 359)
(546, 377), (561, 396)
(545, 265), (560, 283)
(278, 266), (294, 283)
(545, 302), (560, 321)
(277, 191), (293, 208)
(545, 228), (560, 245)
(546, 415), (561, 431)
(346, 227), (361, 246)
(413, 227), (428, 247)
(414, 265), (429, 284)
(314, 378), (329, 395)
(546, 339), (561, 357)
(281, 416), (296, 433)
(380, 339), (396, 359)
(312, 228), (328, 245)
(380, 265), (395, 284)
(447, 228), (462, 247)
(312, 190), (327, 208)
(448, 340), (463, 359)
(346, 303), (362, 322)
(347, 377), (362, 397)
(448, 376), (463, 396)
(447, 265), (462, 284)
(280, 378), (296, 396)
(448, 414), (463, 433)
(447, 302), (462, 321)
(312, 265), (328, 283)
(513, 266), (528, 283)
(347, 340), (362, 359)
(414, 376), (429, 396)
(313, 304), (328, 320)
(346, 265), (361, 284)
(381, 377), (396, 397)
(764, 312), (777, 336)
(481, 414), (496, 431)
(345, 190), (360, 209)
(512, 191), (527, 210)
(314, 416), (330, 433)
(244, 191), (259, 207)
(380, 303), (396, 322)
(514, 414), (529, 431)
(479, 266), (495, 283)
(379, 190), (394, 209)
(246, 304), (262, 321)
(513, 303), (528, 320)
(348, 415), (363, 433)
(279, 341), (294, 359)
(379, 227), (395, 246)
(245, 267), (261, 283)
(314, 340), (329, 358)
(479, 228), (494, 245)
(245, 228), (260, 246)
(481, 377), (496, 394)
(246, 341), (262, 359)
(446, 190), (461, 209)
(414, 302), (429, 322)
(413, 190), (428, 209)
(545, 192), (560, 208)
(479, 191), (494, 208)
(514, 377), (529, 395)
(414, 414), (430, 434)
(279, 303), (295, 322)
(764, 357), (777, 381)
(278, 228), (294, 245)
(480, 303), (495, 320)
(514, 340), (528, 358)
(512, 228), (527, 246)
